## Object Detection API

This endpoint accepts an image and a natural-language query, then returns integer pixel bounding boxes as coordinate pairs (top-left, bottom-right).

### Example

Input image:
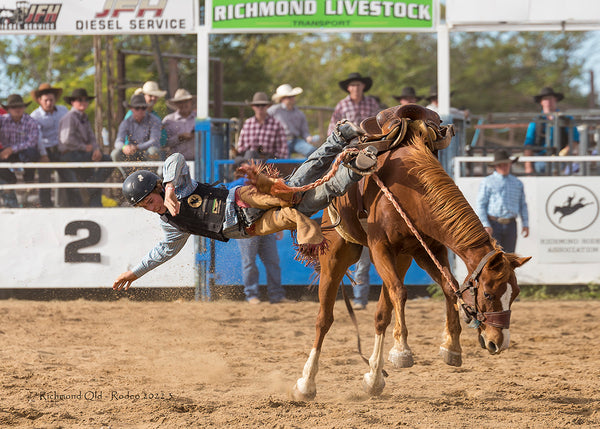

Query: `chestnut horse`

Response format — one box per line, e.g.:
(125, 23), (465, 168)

(291, 123), (531, 401)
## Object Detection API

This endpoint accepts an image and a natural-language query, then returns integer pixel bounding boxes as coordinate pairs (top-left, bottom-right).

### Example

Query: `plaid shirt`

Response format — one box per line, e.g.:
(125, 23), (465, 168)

(237, 115), (288, 159)
(0, 113), (39, 153)
(476, 171), (529, 228)
(327, 95), (381, 134)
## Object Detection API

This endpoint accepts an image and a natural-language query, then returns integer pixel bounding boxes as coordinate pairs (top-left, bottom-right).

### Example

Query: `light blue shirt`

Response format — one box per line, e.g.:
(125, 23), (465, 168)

(114, 112), (162, 151)
(476, 171), (529, 228)
(30, 105), (69, 156)
(131, 153), (240, 278)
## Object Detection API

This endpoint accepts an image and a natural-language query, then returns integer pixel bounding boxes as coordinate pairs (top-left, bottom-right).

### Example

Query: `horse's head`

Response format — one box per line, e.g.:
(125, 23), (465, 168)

(458, 251), (531, 355)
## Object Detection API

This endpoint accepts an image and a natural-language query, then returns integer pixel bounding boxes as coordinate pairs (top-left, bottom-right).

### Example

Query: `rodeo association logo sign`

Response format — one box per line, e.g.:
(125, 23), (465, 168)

(0, 1), (61, 30)
(545, 184), (598, 232)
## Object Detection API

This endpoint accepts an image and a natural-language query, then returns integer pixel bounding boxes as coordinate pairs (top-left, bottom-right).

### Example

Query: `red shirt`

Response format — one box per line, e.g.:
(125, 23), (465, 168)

(237, 115), (288, 159)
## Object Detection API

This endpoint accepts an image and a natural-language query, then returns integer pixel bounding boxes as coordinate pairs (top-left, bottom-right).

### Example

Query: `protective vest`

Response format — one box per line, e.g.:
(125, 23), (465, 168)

(160, 183), (229, 242)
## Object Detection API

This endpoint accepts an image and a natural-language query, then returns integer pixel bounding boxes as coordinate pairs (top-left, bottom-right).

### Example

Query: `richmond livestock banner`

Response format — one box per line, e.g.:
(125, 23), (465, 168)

(210, 0), (435, 32)
(0, 0), (196, 35)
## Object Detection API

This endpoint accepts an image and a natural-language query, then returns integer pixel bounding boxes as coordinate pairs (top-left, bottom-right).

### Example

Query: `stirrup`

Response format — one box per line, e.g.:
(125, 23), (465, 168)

(343, 146), (378, 175)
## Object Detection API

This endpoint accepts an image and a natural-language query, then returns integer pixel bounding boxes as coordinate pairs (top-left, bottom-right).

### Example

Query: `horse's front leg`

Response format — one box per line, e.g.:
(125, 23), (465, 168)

(385, 256), (414, 368)
(413, 248), (463, 367)
(291, 240), (361, 401)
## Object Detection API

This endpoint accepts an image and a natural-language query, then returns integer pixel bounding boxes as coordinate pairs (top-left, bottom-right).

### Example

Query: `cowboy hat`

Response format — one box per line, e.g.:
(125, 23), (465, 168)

(124, 93), (150, 109)
(272, 84), (303, 102)
(245, 92), (271, 106)
(489, 149), (518, 166)
(141, 81), (167, 98)
(533, 86), (564, 103)
(393, 86), (423, 102)
(338, 72), (373, 93)
(31, 83), (63, 100)
(1, 94), (31, 109)
(166, 88), (196, 110)
(63, 88), (95, 105)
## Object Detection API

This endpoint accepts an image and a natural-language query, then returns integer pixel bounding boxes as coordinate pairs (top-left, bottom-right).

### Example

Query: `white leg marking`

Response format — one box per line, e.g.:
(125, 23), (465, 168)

(294, 348), (319, 398)
(499, 282), (513, 350)
(363, 334), (386, 396)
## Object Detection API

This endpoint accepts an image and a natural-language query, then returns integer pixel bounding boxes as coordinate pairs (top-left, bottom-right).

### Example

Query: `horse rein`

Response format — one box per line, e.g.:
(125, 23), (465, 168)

(370, 173), (511, 330)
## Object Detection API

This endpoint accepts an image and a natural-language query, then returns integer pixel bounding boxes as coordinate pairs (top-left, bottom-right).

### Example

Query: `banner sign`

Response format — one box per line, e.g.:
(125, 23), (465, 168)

(0, 208), (195, 288)
(0, 0), (196, 35)
(455, 176), (600, 285)
(211, 0), (435, 32)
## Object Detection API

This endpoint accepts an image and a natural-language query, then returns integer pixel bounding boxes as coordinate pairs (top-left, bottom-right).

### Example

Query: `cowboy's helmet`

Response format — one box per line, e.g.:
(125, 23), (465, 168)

(122, 170), (159, 205)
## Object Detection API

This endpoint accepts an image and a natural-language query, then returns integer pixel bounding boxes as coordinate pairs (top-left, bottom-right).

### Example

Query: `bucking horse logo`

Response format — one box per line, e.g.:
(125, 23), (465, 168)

(553, 194), (594, 223)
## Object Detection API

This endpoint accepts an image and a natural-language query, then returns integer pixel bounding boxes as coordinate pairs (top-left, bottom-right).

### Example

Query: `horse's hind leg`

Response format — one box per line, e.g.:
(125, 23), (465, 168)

(413, 249), (463, 367)
(291, 239), (362, 401)
(361, 248), (412, 396)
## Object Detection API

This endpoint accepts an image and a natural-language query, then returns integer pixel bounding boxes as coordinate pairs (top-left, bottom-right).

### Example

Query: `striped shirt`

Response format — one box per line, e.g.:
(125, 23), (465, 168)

(0, 113), (40, 153)
(237, 115), (288, 159)
(476, 171), (529, 228)
(327, 95), (381, 134)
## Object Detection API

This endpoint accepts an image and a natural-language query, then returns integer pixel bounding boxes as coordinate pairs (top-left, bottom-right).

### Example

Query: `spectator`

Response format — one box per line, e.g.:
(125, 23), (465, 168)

(327, 72), (381, 135)
(425, 85), (469, 120)
(268, 84), (316, 157)
(163, 88), (196, 160)
(476, 149), (529, 253)
(237, 92), (288, 160)
(124, 81), (168, 151)
(111, 93), (162, 177)
(352, 247), (371, 310)
(0, 94), (40, 207)
(58, 88), (112, 207)
(392, 86), (423, 105)
(30, 83), (69, 207)
(524, 86), (579, 175)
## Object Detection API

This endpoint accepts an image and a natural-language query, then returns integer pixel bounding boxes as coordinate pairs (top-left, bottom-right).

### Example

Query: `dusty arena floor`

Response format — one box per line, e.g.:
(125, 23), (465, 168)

(0, 298), (598, 428)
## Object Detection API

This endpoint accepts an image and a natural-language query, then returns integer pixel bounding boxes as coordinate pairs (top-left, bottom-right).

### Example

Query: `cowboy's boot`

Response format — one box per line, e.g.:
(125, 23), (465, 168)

(343, 145), (378, 174)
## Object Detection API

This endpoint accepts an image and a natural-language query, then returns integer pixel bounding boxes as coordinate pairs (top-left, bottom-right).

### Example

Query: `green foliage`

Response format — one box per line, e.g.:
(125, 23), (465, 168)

(426, 283), (445, 300)
(519, 284), (600, 300)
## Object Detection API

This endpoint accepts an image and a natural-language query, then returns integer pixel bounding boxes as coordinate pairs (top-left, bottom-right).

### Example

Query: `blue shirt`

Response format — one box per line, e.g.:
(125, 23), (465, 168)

(115, 112), (162, 151)
(476, 171), (529, 228)
(132, 153), (241, 278)
(30, 105), (69, 155)
(524, 112), (579, 154)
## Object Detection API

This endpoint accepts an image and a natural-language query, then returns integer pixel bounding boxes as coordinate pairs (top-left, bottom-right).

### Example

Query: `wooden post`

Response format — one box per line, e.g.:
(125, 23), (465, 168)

(93, 36), (103, 150)
(106, 36), (116, 148)
(168, 57), (179, 102)
(117, 50), (126, 121)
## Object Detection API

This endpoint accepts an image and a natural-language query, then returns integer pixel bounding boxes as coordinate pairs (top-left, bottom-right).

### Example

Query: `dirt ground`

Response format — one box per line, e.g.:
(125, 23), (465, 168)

(0, 297), (598, 428)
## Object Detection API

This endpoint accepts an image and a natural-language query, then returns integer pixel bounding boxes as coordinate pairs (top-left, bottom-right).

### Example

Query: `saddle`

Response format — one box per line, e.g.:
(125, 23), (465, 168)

(356, 104), (455, 153)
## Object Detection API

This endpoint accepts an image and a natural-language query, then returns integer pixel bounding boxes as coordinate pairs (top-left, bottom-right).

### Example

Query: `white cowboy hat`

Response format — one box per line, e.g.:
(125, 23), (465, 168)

(141, 81), (166, 98)
(167, 88), (196, 109)
(272, 84), (303, 102)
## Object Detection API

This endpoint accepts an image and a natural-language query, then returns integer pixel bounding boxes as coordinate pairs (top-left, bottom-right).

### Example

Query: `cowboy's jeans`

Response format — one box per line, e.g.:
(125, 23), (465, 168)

(353, 247), (371, 306)
(237, 234), (285, 303)
(287, 128), (362, 216)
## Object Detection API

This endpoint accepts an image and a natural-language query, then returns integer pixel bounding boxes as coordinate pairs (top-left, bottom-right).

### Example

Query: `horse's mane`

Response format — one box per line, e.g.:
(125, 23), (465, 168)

(403, 135), (490, 252)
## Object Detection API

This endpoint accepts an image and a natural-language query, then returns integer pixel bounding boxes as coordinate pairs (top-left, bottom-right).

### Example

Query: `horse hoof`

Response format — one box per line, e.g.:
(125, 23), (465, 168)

(439, 347), (462, 367)
(291, 379), (316, 401)
(362, 372), (386, 396)
(388, 349), (414, 368)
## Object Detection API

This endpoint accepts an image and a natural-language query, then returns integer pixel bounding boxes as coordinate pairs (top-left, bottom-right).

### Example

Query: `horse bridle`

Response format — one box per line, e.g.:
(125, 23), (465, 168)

(456, 250), (512, 330)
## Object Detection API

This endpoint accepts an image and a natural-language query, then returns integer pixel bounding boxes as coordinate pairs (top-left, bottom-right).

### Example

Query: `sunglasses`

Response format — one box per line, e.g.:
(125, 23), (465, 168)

(132, 106), (146, 111)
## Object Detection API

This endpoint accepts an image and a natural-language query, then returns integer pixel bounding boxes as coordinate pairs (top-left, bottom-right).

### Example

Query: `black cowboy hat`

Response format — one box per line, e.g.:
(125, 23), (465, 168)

(245, 92), (271, 106)
(124, 93), (150, 109)
(64, 88), (95, 105)
(1, 94), (31, 109)
(489, 149), (519, 166)
(31, 83), (63, 100)
(338, 72), (373, 93)
(393, 86), (423, 102)
(533, 86), (564, 103)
